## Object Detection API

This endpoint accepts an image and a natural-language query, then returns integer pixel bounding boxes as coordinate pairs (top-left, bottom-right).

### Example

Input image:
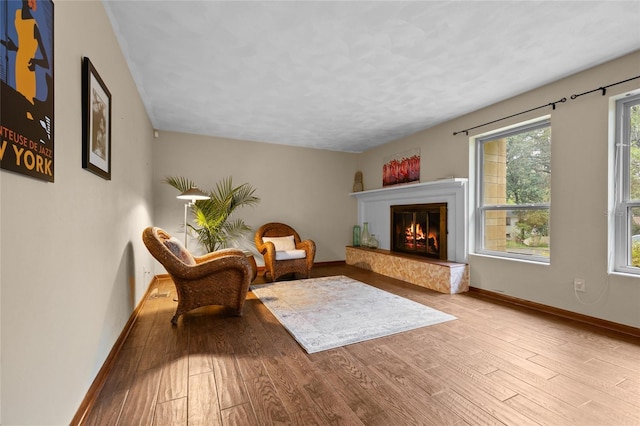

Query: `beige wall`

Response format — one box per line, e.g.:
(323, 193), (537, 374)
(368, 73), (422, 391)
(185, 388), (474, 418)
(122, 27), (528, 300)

(151, 132), (358, 268)
(358, 50), (640, 329)
(0, 2), (155, 424)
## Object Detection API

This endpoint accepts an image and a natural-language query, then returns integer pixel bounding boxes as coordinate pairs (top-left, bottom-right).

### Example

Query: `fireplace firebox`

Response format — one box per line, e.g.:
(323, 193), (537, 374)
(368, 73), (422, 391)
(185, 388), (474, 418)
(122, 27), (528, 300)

(391, 203), (447, 260)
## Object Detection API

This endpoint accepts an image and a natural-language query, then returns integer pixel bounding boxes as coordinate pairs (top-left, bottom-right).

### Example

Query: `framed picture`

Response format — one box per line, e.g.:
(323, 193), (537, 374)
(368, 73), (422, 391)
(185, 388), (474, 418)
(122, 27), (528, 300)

(383, 148), (420, 187)
(82, 57), (111, 180)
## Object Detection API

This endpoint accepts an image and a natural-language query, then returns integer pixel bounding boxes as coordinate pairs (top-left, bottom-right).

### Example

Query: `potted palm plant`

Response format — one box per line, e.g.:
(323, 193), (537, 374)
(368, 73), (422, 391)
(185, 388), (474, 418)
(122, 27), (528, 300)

(164, 176), (260, 252)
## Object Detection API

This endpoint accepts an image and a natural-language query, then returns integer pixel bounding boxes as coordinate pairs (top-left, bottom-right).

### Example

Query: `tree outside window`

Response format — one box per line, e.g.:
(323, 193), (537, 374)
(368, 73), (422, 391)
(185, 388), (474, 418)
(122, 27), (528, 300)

(477, 120), (551, 261)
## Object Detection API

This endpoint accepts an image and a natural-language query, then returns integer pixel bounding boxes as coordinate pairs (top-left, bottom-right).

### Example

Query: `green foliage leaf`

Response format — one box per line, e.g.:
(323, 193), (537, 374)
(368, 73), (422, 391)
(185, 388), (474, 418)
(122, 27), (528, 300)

(505, 126), (551, 205)
(163, 175), (260, 252)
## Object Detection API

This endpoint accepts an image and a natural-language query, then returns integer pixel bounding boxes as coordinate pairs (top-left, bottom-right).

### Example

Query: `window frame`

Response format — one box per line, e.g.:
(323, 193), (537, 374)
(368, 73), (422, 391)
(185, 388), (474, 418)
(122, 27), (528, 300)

(613, 92), (640, 274)
(475, 118), (551, 263)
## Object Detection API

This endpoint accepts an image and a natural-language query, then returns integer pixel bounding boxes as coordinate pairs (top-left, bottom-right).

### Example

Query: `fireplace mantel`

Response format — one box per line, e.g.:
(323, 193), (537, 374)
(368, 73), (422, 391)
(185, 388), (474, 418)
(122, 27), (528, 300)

(351, 178), (468, 263)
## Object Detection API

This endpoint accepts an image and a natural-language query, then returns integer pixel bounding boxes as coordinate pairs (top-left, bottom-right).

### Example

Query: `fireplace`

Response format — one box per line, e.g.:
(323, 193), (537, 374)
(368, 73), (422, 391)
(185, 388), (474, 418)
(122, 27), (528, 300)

(391, 203), (447, 260)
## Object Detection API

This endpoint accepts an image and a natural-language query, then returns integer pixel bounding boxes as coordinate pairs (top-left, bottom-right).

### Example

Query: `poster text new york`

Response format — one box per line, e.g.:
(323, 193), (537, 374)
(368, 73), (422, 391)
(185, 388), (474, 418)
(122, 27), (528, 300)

(0, 124), (53, 177)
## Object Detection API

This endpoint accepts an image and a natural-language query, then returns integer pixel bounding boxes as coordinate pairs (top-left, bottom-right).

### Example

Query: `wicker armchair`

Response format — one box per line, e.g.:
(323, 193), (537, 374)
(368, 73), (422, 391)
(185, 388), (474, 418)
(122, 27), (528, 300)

(254, 222), (316, 282)
(142, 227), (252, 324)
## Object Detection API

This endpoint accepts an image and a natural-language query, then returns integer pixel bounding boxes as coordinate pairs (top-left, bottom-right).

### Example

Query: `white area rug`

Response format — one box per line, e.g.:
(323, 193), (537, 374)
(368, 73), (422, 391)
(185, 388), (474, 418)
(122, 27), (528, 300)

(251, 275), (456, 353)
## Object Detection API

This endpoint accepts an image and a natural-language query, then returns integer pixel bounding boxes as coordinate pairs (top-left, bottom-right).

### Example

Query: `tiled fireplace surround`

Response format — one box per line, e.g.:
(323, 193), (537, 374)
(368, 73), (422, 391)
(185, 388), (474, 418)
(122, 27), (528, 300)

(346, 179), (469, 294)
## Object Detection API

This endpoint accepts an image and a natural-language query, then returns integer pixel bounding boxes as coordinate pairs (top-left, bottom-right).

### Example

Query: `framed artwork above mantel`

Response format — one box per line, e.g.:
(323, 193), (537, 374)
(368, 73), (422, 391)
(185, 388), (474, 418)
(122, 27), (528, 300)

(383, 148), (420, 187)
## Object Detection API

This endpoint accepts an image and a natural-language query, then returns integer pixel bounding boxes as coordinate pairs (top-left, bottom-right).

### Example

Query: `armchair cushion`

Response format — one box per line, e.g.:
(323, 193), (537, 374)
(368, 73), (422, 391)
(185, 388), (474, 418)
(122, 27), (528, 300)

(275, 249), (307, 260)
(262, 235), (296, 251)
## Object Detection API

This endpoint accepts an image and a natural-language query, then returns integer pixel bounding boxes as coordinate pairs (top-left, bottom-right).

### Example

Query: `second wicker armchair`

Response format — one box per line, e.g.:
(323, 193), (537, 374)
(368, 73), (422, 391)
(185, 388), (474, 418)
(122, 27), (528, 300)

(254, 222), (316, 282)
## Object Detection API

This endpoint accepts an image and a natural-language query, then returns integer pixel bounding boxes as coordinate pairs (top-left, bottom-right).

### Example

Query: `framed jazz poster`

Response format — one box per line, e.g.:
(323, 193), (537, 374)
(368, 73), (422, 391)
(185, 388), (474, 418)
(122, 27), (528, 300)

(0, 0), (55, 182)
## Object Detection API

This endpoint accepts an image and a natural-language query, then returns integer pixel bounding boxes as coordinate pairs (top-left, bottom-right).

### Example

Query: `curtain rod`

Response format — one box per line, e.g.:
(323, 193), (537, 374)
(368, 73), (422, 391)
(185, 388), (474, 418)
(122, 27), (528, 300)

(570, 75), (640, 99)
(452, 97), (566, 136)
(452, 74), (640, 137)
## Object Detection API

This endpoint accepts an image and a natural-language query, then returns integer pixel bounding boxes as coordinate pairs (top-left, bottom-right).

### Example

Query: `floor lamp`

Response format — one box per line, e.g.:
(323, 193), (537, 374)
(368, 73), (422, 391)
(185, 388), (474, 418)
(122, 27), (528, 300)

(176, 187), (210, 248)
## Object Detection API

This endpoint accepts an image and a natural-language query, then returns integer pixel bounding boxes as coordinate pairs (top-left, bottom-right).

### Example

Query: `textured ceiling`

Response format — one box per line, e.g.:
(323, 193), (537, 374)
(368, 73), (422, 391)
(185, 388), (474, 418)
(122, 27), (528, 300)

(103, 1), (640, 153)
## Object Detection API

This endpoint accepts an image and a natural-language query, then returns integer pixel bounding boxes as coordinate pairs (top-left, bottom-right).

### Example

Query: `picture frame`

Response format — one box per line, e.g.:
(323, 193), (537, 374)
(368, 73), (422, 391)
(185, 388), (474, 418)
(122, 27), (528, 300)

(383, 148), (420, 187)
(82, 57), (111, 180)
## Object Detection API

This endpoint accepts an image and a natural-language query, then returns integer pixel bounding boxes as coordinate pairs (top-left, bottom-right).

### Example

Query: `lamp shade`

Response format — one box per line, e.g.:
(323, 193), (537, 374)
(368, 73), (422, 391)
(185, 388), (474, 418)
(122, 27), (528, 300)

(177, 187), (210, 201)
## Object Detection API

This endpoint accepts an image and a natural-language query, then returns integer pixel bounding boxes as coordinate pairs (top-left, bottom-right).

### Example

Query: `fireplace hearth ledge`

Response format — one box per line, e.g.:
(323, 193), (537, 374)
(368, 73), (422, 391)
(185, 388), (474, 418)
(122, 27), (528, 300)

(345, 246), (469, 294)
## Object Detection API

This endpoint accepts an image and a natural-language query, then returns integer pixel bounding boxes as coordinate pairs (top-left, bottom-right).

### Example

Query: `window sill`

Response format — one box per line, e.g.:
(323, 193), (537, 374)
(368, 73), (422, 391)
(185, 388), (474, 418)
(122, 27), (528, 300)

(470, 252), (550, 266)
(608, 269), (640, 279)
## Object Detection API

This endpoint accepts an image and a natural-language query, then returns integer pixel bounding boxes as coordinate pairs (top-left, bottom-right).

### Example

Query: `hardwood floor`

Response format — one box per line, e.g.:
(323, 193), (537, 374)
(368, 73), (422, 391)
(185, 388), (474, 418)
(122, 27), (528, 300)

(81, 264), (640, 425)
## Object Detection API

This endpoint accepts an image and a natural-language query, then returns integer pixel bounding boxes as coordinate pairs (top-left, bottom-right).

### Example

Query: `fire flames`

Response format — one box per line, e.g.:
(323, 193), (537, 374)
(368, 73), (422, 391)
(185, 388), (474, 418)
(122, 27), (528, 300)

(405, 223), (425, 243)
(404, 223), (438, 252)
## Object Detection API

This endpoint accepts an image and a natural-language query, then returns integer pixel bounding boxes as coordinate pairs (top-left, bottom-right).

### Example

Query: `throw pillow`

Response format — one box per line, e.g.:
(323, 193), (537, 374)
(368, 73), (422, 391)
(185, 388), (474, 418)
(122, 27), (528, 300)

(164, 237), (196, 265)
(263, 235), (296, 251)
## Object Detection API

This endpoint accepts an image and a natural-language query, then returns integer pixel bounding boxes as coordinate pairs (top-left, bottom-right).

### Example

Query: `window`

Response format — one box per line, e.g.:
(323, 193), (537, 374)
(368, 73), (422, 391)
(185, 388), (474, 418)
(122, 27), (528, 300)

(476, 119), (551, 262)
(613, 93), (640, 273)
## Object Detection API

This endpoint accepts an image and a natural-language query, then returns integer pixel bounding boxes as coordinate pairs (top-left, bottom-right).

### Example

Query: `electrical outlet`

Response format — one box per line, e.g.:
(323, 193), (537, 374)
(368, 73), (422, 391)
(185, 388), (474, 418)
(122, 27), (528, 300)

(574, 278), (586, 292)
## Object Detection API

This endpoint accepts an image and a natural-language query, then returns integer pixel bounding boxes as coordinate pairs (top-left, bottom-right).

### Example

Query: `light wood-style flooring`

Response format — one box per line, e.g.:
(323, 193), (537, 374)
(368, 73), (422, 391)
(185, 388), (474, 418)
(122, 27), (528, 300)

(81, 264), (640, 425)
